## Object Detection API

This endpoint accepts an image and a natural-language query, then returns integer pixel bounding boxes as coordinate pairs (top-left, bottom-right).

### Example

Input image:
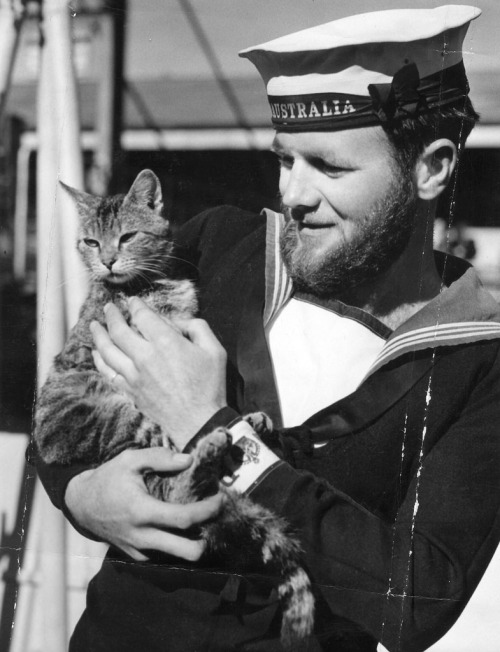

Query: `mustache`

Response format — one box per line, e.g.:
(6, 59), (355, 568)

(278, 196), (311, 223)
(282, 208), (312, 223)
(279, 196), (337, 225)
(279, 199), (293, 222)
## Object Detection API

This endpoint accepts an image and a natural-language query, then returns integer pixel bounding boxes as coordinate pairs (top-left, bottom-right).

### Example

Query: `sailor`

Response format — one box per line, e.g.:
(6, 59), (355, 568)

(35, 6), (500, 651)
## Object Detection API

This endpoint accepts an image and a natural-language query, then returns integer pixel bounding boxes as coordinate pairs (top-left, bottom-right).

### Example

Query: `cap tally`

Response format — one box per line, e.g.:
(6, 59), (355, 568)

(239, 5), (481, 131)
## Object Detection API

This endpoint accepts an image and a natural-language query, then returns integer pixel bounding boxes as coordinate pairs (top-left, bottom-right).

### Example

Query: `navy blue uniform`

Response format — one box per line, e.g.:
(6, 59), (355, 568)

(35, 207), (500, 651)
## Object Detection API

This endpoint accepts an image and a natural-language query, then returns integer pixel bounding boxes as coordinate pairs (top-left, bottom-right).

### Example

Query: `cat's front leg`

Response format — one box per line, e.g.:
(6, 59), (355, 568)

(155, 428), (231, 504)
(141, 279), (198, 321)
(242, 412), (273, 436)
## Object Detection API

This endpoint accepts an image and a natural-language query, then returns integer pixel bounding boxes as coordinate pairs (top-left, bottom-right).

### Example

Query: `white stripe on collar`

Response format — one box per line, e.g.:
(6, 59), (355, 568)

(366, 321), (500, 377)
(263, 208), (293, 326)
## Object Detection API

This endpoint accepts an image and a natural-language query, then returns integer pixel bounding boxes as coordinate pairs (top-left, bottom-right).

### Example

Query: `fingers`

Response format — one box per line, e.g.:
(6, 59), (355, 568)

(102, 303), (148, 358)
(128, 527), (206, 562)
(115, 506), (209, 563)
(176, 318), (225, 354)
(128, 297), (180, 345)
(90, 319), (138, 378)
(115, 448), (224, 562)
(144, 493), (225, 531)
(91, 349), (124, 386)
(99, 299), (221, 364)
(118, 447), (193, 473)
(92, 349), (112, 379)
(131, 494), (223, 561)
(66, 449), (223, 564)
(115, 448), (225, 530)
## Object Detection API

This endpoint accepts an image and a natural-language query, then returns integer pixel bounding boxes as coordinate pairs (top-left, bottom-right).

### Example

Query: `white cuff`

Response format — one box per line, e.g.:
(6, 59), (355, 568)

(221, 420), (281, 494)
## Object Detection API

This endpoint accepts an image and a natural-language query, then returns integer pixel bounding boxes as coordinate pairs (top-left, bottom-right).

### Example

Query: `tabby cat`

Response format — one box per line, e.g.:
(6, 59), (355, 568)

(34, 170), (314, 649)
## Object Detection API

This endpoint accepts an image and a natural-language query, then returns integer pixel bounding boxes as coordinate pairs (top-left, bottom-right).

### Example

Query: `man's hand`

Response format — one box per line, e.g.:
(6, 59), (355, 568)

(65, 447), (225, 561)
(90, 297), (228, 450)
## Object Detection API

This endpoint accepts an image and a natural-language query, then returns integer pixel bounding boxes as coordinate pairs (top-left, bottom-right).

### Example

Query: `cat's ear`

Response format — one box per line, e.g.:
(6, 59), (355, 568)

(124, 169), (164, 216)
(59, 181), (99, 215)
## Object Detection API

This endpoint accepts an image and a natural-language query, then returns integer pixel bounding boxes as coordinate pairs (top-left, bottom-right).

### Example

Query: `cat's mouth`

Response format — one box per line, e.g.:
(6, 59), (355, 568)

(104, 271), (133, 284)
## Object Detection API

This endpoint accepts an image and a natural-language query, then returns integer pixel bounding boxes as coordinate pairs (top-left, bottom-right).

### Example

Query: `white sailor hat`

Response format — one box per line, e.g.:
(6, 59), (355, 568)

(239, 5), (481, 131)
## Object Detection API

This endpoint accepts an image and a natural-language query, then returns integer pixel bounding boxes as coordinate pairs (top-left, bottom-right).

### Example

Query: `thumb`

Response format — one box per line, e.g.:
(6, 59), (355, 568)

(119, 447), (193, 473)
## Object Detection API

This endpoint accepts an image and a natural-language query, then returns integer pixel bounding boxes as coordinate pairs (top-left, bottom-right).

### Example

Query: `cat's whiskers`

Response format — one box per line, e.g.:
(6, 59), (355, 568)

(54, 268), (92, 291)
(139, 250), (183, 265)
(137, 258), (170, 273)
(128, 269), (163, 289)
(166, 242), (200, 271)
(135, 265), (171, 281)
(164, 254), (198, 271)
(146, 252), (197, 271)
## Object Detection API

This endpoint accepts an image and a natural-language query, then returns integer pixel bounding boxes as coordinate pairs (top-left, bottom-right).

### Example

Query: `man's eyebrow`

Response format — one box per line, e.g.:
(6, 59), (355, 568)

(308, 152), (353, 169)
(270, 137), (353, 168)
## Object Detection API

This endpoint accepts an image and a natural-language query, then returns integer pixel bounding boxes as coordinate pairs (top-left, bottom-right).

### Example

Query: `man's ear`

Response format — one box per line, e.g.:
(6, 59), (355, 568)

(414, 139), (457, 201)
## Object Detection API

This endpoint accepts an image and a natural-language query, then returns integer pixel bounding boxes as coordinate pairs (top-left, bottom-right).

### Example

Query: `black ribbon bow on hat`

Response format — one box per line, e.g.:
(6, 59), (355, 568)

(368, 62), (426, 123)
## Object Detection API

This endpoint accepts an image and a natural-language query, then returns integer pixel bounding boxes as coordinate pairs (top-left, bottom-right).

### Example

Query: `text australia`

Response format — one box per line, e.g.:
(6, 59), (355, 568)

(270, 99), (356, 120)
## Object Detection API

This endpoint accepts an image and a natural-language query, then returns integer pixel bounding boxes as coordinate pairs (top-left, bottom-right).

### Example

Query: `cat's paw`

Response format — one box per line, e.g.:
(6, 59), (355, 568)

(193, 427), (232, 463)
(187, 428), (233, 499)
(243, 412), (273, 435)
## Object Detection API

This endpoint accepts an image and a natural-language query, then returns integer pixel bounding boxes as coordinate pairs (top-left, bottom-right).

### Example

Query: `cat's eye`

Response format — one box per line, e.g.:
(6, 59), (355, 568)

(119, 232), (138, 245)
(84, 238), (100, 248)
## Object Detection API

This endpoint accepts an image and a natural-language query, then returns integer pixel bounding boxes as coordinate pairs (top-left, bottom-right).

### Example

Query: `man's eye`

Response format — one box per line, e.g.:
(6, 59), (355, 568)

(84, 238), (100, 248)
(308, 156), (347, 177)
(321, 163), (346, 177)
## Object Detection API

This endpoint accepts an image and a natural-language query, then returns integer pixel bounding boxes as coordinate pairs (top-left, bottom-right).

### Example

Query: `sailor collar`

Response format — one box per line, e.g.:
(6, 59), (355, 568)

(262, 209), (500, 377)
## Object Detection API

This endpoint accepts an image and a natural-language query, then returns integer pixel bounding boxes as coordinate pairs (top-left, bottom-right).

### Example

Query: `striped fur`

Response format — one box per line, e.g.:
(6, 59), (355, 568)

(149, 425), (315, 649)
(34, 276), (196, 465)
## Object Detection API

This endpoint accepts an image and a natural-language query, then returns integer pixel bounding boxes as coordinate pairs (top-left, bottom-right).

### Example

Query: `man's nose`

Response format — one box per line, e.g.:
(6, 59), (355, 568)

(280, 161), (320, 212)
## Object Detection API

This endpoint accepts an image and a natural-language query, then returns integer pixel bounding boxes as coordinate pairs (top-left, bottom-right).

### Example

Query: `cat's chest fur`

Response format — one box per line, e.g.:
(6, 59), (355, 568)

(57, 277), (197, 371)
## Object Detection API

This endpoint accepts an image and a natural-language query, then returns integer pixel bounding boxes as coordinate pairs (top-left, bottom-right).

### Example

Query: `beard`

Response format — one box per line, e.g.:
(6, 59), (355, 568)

(279, 169), (418, 299)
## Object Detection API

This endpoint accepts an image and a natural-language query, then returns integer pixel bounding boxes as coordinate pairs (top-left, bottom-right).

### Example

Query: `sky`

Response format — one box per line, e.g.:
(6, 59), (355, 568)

(126, 0), (500, 80)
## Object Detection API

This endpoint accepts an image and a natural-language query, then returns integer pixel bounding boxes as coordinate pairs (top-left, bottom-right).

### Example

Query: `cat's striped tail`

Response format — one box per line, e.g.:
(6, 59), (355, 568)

(278, 564), (315, 651)
(255, 512), (315, 650)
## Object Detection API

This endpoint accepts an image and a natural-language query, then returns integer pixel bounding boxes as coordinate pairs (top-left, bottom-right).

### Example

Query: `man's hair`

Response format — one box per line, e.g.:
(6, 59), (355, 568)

(384, 98), (480, 174)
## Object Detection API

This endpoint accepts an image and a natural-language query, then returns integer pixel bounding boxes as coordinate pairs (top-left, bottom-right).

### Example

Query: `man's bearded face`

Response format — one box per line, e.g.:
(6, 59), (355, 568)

(280, 170), (417, 297)
(273, 129), (418, 298)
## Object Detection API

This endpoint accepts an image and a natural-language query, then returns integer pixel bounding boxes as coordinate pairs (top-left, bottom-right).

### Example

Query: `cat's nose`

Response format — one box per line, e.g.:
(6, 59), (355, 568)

(103, 259), (116, 270)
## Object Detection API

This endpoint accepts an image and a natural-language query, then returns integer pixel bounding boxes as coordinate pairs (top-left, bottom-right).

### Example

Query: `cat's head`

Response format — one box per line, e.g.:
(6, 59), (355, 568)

(61, 170), (173, 286)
